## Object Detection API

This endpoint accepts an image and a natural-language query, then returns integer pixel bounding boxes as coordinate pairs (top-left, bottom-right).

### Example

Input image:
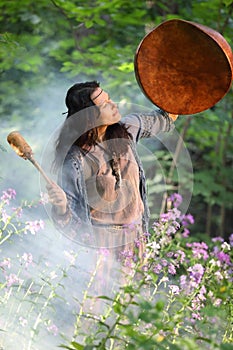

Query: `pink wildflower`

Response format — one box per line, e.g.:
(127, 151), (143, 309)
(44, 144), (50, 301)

(181, 213), (195, 226)
(214, 271), (224, 281)
(19, 317), (28, 327)
(5, 273), (23, 288)
(1, 188), (16, 204)
(179, 275), (187, 290)
(120, 248), (135, 268)
(167, 225), (179, 235)
(188, 263), (205, 287)
(229, 233), (233, 247)
(186, 242), (209, 260)
(99, 248), (110, 257)
(168, 193), (183, 208)
(212, 236), (224, 243)
(174, 250), (186, 264)
(39, 192), (49, 205)
(169, 284), (180, 295)
(191, 312), (202, 321)
(0, 258), (11, 270)
(1, 209), (10, 224)
(21, 253), (33, 268)
(160, 208), (181, 223)
(182, 228), (190, 238)
(197, 285), (207, 301)
(168, 263), (176, 275)
(24, 219), (44, 234)
(213, 298), (222, 307)
(47, 323), (58, 336)
(215, 251), (231, 265)
(153, 263), (163, 274)
(161, 259), (168, 267)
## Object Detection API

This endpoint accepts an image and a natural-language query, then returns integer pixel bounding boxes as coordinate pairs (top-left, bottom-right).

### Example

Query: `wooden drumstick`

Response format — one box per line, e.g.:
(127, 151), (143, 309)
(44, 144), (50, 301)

(7, 131), (53, 185)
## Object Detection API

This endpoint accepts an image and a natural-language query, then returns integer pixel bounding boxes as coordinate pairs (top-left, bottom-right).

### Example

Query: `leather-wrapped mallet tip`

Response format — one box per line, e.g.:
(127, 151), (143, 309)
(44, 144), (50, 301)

(7, 131), (33, 160)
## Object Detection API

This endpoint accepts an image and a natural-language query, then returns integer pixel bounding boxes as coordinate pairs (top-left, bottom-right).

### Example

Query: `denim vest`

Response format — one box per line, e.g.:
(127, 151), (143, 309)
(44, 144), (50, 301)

(53, 110), (173, 244)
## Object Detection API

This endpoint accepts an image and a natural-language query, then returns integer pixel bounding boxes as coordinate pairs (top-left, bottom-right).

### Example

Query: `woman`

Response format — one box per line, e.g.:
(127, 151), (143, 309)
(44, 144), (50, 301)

(48, 80), (178, 255)
(47, 81), (178, 305)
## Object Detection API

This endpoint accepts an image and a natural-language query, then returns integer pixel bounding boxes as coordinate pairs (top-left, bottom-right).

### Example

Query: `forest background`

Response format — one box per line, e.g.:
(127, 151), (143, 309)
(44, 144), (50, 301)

(0, 0), (232, 239)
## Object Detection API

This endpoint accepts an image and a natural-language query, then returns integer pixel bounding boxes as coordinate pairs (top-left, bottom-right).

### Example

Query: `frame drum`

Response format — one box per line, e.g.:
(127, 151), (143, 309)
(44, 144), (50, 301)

(135, 19), (233, 114)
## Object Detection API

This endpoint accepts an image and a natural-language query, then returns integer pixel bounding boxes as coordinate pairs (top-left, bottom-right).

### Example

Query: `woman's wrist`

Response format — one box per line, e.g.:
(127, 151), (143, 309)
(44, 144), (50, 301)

(51, 205), (72, 228)
(54, 204), (69, 217)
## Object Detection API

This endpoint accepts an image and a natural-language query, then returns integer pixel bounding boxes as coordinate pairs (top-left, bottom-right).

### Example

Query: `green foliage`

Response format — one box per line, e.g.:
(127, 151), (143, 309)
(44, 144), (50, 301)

(1, 190), (232, 348)
(57, 195), (233, 349)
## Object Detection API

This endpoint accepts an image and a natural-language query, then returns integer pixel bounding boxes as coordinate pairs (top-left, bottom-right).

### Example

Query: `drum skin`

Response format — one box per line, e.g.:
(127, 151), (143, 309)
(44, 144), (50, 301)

(135, 19), (233, 115)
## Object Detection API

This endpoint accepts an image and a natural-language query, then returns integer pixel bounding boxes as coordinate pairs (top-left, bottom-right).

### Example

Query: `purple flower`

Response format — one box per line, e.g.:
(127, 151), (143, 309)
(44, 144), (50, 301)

(160, 208), (181, 223)
(19, 317), (28, 327)
(229, 234), (233, 247)
(21, 253), (33, 268)
(182, 228), (190, 238)
(169, 284), (180, 295)
(191, 312), (202, 321)
(134, 238), (141, 248)
(212, 236), (224, 243)
(214, 270), (224, 281)
(181, 213), (195, 226)
(174, 250), (186, 264)
(120, 249), (133, 259)
(1, 188), (16, 204)
(39, 191), (49, 205)
(24, 219), (45, 234)
(99, 248), (110, 257)
(153, 263), (163, 274)
(179, 275), (187, 290)
(161, 259), (168, 267)
(47, 323), (58, 336)
(188, 263), (205, 286)
(0, 258), (11, 269)
(120, 249), (134, 267)
(215, 251), (231, 265)
(5, 273), (23, 288)
(191, 297), (201, 311)
(186, 242), (209, 260)
(167, 225), (179, 235)
(198, 285), (207, 301)
(168, 193), (183, 208)
(1, 209), (10, 224)
(168, 263), (176, 275)
(213, 298), (222, 307)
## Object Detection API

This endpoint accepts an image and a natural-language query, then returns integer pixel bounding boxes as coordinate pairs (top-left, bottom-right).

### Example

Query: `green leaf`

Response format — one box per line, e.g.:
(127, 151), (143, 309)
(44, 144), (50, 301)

(59, 342), (84, 350)
(223, 0), (233, 5)
(71, 342), (85, 350)
(220, 344), (233, 350)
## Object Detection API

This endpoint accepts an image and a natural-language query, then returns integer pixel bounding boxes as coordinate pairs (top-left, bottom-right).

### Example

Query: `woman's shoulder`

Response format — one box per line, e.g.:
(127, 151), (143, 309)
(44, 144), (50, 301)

(64, 144), (83, 164)
(120, 114), (141, 142)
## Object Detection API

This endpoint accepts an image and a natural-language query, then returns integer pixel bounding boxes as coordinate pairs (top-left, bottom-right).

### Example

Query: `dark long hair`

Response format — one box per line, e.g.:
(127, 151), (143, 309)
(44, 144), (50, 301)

(53, 81), (132, 172)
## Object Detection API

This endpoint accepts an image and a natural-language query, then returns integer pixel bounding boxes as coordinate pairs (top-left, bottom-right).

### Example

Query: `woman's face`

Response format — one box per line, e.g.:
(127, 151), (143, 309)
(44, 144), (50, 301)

(91, 87), (121, 125)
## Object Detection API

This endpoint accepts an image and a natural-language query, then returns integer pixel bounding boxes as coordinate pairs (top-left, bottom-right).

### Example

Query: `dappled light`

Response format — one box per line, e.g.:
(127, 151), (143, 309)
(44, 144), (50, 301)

(0, 0), (232, 349)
